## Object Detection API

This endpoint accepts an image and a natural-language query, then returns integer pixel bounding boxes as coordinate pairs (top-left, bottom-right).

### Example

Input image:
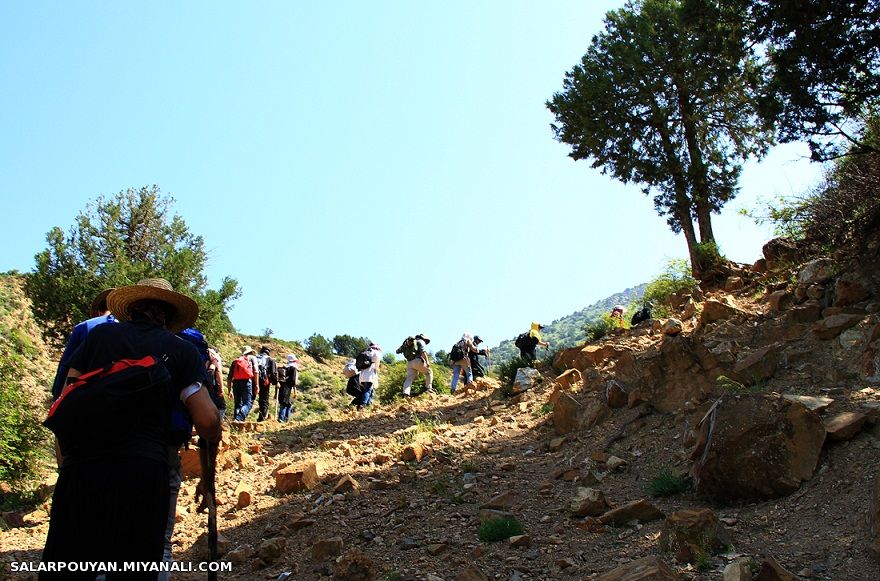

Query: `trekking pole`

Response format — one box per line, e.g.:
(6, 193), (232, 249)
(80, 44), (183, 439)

(198, 439), (219, 581)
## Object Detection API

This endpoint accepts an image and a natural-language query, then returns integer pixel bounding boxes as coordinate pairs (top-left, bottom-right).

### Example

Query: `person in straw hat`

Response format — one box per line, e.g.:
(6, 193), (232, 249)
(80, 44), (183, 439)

(41, 278), (222, 578)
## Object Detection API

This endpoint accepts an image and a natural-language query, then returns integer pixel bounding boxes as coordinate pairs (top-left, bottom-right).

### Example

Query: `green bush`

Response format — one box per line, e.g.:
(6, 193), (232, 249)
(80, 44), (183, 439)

(305, 333), (333, 362)
(297, 371), (318, 390)
(375, 361), (452, 403)
(585, 313), (626, 341)
(642, 259), (700, 318)
(497, 356), (529, 388)
(647, 468), (692, 497)
(0, 353), (49, 484)
(478, 517), (523, 542)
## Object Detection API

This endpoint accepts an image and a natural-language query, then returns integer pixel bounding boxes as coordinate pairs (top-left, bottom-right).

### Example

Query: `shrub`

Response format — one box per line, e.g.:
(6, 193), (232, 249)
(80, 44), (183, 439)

(0, 353), (49, 484)
(647, 468), (692, 497)
(478, 517), (523, 542)
(375, 361), (452, 403)
(305, 333), (333, 362)
(642, 259), (700, 318)
(297, 371), (318, 390)
(497, 356), (529, 388)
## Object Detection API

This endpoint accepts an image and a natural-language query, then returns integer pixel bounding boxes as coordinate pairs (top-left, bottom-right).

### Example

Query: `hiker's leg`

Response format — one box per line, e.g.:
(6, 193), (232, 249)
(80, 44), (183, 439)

(402, 360), (418, 395)
(461, 358), (473, 385)
(159, 447), (182, 581)
(360, 382), (374, 407)
(241, 380), (253, 418)
(423, 363), (434, 392)
(451, 364), (461, 393)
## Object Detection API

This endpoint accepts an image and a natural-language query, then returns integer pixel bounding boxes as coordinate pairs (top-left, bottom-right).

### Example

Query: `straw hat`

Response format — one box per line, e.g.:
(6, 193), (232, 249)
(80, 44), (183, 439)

(107, 278), (199, 333)
(241, 345), (255, 355)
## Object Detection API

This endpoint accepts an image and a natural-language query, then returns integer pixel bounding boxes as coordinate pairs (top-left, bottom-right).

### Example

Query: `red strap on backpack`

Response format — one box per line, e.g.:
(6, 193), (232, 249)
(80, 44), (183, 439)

(46, 356), (158, 422)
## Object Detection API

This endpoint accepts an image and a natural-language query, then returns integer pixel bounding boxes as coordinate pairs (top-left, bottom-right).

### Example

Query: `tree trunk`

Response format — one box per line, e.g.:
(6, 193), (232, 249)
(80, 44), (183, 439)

(675, 81), (716, 245)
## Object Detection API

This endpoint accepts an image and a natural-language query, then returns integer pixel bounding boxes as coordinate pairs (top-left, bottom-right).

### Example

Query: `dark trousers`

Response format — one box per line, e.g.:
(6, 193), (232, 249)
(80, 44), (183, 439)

(257, 381), (272, 421)
(520, 347), (536, 363)
(41, 457), (169, 580)
(232, 379), (253, 421)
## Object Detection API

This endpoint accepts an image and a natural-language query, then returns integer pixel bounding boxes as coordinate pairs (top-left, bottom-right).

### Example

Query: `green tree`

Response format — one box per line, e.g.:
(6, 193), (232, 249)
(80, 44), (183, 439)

(547, 0), (773, 275)
(305, 333), (333, 362)
(25, 186), (240, 342)
(332, 334), (370, 357)
(739, 0), (880, 159)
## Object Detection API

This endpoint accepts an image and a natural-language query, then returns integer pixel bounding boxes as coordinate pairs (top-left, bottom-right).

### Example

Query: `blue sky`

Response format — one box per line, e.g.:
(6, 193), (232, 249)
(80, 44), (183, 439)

(0, 1), (823, 355)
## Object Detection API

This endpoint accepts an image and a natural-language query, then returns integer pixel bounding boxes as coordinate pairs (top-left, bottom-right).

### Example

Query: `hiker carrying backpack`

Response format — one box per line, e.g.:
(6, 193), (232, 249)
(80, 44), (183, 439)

(631, 304), (652, 326)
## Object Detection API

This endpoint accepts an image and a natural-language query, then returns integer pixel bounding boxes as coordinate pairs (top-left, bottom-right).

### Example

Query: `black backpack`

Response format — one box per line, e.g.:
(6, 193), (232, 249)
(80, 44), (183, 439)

(631, 305), (652, 325)
(449, 340), (465, 362)
(355, 349), (373, 371)
(44, 355), (171, 450)
(515, 332), (537, 350)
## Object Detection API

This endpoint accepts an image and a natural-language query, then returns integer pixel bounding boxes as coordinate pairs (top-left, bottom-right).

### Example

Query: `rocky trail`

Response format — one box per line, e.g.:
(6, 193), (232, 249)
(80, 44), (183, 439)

(4, 243), (880, 580)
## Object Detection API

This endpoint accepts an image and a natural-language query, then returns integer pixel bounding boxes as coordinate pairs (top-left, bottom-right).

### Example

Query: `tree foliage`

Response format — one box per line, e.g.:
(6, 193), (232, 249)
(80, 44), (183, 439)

(305, 333), (333, 362)
(25, 186), (240, 343)
(739, 0), (880, 159)
(547, 0), (773, 274)
(332, 334), (370, 357)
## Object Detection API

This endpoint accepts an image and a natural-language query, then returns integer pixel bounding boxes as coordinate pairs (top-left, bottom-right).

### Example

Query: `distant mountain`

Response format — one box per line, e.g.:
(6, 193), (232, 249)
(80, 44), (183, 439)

(488, 283), (647, 365)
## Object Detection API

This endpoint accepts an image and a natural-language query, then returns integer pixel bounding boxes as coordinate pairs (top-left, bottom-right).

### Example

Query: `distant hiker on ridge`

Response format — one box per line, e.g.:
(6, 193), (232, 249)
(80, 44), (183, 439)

(515, 322), (549, 364)
(255, 346), (278, 422)
(396, 333), (433, 397)
(610, 305), (626, 326)
(41, 278), (222, 579)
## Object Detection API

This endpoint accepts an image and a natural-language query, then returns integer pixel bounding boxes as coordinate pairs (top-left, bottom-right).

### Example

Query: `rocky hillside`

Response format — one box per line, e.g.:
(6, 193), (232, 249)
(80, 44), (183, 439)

(489, 284), (647, 365)
(3, 239), (880, 580)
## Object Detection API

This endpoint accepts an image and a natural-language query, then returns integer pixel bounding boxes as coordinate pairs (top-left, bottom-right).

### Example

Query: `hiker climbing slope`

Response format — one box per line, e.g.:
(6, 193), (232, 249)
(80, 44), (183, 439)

(40, 278), (222, 580)
(228, 345), (259, 421)
(255, 346), (278, 422)
(397, 333), (433, 397)
(515, 322), (549, 364)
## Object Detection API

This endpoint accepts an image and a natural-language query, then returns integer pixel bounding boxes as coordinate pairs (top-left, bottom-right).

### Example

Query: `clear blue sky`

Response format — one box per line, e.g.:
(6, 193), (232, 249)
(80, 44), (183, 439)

(0, 1), (822, 354)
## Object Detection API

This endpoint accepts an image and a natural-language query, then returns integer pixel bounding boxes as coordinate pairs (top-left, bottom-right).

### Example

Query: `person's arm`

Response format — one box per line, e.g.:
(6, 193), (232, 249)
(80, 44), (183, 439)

(183, 385), (222, 443)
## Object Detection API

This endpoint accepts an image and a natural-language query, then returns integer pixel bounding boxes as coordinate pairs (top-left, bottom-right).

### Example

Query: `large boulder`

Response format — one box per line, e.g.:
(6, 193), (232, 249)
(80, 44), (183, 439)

(512, 367), (541, 394)
(691, 394), (826, 501)
(659, 508), (729, 564)
(763, 237), (800, 270)
(595, 556), (680, 580)
(553, 392), (583, 435)
(275, 463), (321, 493)
(797, 258), (835, 285)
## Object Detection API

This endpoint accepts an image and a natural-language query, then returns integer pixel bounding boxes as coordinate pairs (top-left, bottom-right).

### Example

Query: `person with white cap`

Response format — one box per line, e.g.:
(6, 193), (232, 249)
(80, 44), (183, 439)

(40, 277), (221, 579)
(354, 342), (382, 410)
(277, 354), (301, 422)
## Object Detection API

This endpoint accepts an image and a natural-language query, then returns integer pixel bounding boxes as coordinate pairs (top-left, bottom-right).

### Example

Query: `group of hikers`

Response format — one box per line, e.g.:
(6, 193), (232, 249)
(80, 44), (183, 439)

(40, 278), (555, 578)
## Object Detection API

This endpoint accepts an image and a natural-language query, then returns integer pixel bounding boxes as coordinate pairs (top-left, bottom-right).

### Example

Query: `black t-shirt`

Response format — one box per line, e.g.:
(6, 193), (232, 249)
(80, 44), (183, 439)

(65, 320), (208, 463)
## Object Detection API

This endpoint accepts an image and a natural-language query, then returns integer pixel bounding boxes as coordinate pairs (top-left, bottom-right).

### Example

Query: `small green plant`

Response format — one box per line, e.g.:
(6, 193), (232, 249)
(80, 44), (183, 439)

(297, 371), (317, 390)
(431, 476), (466, 504)
(459, 459), (479, 474)
(585, 312), (626, 341)
(647, 468), (692, 497)
(383, 573), (402, 581)
(478, 517), (523, 542)
(534, 402), (554, 417)
(694, 240), (725, 273)
(497, 356), (529, 388)
(642, 259), (700, 318)
(694, 548), (713, 572)
(0, 352), (49, 485)
(715, 375), (747, 392)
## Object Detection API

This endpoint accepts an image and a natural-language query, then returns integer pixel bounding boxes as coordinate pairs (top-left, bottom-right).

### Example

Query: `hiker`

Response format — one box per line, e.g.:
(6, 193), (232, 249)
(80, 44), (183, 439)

(353, 342), (382, 410)
(631, 303), (652, 326)
(40, 278), (222, 580)
(277, 354), (300, 422)
(397, 333), (433, 397)
(256, 346), (279, 421)
(610, 305), (626, 326)
(169, 327), (220, 578)
(50, 287), (117, 400)
(450, 333), (477, 393)
(515, 322), (549, 363)
(228, 345), (260, 421)
(469, 335), (490, 379)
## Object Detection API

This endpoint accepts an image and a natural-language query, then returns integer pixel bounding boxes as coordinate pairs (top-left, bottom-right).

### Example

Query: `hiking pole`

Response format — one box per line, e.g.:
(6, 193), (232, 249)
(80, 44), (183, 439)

(197, 438), (219, 581)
